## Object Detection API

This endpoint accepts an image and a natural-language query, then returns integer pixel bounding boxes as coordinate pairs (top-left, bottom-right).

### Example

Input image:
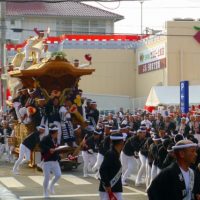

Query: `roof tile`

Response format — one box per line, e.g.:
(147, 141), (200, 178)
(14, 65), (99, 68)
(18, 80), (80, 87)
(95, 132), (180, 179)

(6, 2), (124, 21)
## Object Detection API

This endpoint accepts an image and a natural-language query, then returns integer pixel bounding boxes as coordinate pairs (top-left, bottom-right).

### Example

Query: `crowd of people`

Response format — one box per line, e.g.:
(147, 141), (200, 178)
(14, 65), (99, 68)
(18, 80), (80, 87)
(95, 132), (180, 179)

(0, 85), (101, 197)
(1, 92), (200, 199)
(78, 106), (200, 199)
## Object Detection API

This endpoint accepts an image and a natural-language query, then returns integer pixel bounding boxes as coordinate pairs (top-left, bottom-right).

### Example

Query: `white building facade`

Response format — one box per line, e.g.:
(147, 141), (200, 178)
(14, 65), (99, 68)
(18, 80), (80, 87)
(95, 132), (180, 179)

(5, 2), (123, 43)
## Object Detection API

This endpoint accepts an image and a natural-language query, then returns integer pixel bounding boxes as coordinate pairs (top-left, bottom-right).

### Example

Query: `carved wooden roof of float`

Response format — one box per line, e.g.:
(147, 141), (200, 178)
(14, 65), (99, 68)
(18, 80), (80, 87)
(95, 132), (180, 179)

(9, 57), (95, 78)
(9, 56), (95, 92)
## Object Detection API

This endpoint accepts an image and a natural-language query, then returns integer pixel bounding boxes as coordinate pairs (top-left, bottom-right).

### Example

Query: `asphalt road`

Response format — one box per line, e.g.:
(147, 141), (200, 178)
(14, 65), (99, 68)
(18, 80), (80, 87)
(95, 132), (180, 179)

(0, 158), (148, 200)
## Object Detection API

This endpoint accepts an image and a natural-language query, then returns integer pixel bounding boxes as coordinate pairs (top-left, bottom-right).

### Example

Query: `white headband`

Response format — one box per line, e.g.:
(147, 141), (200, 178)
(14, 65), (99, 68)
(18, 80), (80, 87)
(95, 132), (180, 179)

(153, 138), (161, 141)
(105, 125), (113, 128)
(161, 138), (168, 142)
(110, 136), (124, 140)
(172, 143), (197, 150)
(110, 135), (126, 140)
(37, 125), (45, 130)
(49, 127), (59, 131)
(94, 130), (102, 135)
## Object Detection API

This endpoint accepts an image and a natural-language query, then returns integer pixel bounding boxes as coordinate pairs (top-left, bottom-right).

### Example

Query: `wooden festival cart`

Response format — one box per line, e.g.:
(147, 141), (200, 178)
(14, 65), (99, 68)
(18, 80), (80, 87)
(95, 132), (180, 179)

(8, 52), (95, 169)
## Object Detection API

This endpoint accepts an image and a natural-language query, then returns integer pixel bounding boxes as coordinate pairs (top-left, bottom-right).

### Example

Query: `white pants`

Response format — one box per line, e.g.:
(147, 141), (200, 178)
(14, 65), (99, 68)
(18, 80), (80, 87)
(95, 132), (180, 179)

(93, 153), (104, 178)
(99, 192), (123, 200)
(145, 159), (152, 189)
(43, 161), (61, 196)
(40, 117), (49, 137)
(135, 152), (147, 185)
(136, 156), (141, 170)
(150, 163), (160, 183)
(93, 153), (104, 171)
(0, 143), (6, 156)
(82, 151), (97, 176)
(13, 102), (22, 122)
(120, 152), (135, 183)
(53, 121), (62, 145)
(121, 152), (140, 175)
(7, 145), (15, 162)
(120, 152), (128, 175)
(13, 144), (30, 172)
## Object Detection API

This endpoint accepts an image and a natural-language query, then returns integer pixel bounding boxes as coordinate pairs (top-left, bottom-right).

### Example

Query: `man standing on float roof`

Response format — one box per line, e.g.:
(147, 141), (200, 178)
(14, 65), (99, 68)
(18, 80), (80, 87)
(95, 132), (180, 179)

(147, 140), (200, 200)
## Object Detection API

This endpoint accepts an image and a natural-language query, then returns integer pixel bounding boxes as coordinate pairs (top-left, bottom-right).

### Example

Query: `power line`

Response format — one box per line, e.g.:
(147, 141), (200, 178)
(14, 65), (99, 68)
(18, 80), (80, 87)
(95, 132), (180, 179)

(0, 0), (149, 2)
(96, 1), (121, 10)
(113, 6), (200, 9)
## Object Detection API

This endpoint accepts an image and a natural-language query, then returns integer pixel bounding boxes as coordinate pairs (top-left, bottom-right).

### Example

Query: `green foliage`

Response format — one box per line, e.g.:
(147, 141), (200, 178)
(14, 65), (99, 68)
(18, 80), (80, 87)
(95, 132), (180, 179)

(51, 51), (67, 59)
(194, 26), (200, 31)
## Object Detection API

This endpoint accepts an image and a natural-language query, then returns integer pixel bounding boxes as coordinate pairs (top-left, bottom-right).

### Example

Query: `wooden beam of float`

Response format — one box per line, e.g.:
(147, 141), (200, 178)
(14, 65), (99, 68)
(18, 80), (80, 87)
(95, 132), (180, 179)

(9, 57), (95, 93)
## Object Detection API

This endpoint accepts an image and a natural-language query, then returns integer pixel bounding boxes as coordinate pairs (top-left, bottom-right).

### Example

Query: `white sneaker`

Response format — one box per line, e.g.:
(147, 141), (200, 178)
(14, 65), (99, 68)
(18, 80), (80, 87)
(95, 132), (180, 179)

(72, 142), (78, 147)
(135, 182), (142, 187)
(95, 173), (100, 180)
(122, 181), (128, 186)
(64, 143), (69, 147)
(92, 166), (97, 172)
(12, 170), (20, 175)
(43, 191), (49, 198)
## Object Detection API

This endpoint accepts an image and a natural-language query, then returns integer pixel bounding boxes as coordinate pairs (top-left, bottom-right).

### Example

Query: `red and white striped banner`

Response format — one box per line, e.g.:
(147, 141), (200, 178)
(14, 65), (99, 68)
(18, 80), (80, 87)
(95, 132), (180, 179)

(6, 34), (148, 51)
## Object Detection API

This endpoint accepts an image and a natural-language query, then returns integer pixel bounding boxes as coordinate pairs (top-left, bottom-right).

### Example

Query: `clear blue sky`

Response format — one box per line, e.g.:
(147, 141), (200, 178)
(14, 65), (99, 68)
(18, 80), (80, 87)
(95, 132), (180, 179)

(86, 0), (200, 34)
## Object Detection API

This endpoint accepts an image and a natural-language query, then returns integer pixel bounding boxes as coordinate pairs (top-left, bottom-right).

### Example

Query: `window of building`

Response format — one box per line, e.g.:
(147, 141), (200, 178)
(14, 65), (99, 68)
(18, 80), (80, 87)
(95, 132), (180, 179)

(57, 19), (72, 34)
(72, 19), (89, 34)
(63, 20), (72, 33)
(90, 20), (105, 27)
(10, 19), (15, 25)
(90, 20), (106, 34)
(90, 27), (106, 34)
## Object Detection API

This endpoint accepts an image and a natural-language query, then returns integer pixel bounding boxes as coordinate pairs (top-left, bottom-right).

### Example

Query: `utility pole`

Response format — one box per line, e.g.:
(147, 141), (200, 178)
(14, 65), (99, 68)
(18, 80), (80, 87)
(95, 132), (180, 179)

(139, 0), (144, 35)
(0, 2), (6, 112)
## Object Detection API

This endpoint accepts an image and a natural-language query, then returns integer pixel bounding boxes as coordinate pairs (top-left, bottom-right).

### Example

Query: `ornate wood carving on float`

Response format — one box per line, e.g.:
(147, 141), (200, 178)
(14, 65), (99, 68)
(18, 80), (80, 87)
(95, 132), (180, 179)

(8, 51), (95, 168)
